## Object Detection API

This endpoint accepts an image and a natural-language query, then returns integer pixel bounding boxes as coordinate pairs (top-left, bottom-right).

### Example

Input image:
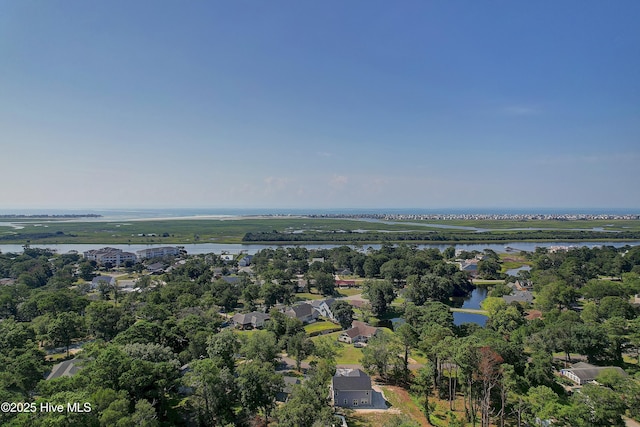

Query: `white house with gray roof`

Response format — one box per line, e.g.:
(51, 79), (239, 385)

(560, 362), (627, 385)
(310, 298), (336, 321)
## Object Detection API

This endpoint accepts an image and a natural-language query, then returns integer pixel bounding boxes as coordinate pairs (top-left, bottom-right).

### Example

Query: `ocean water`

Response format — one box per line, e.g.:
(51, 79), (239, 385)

(0, 207), (638, 221)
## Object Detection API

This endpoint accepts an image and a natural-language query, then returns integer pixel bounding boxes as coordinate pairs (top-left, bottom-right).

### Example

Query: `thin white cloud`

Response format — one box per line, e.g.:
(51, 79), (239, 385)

(329, 174), (349, 189)
(501, 106), (539, 116)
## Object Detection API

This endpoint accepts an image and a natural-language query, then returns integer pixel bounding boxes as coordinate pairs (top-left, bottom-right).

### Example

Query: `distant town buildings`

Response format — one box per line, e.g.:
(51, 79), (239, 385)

(83, 247), (137, 266)
(136, 246), (180, 259)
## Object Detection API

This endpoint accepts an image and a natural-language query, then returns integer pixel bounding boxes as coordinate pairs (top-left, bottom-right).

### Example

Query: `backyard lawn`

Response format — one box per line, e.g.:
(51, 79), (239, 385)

(304, 321), (341, 335)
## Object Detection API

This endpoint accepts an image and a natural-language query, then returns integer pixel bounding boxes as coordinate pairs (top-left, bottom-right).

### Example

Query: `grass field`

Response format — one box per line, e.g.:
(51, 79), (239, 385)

(304, 321), (340, 335)
(2, 216), (639, 245)
(0, 217), (433, 244)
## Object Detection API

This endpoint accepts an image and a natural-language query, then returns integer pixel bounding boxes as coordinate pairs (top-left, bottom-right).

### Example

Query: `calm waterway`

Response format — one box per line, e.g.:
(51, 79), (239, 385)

(1, 241), (638, 255)
(453, 287), (489, 326)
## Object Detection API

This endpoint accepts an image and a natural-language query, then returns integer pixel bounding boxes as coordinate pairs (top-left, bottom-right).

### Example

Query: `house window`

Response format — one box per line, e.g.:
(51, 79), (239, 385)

(344, 399), (348, 405)
(353, 400), (358, 406)
(366, 391), (369, 395)
(361, 399), (367, 404)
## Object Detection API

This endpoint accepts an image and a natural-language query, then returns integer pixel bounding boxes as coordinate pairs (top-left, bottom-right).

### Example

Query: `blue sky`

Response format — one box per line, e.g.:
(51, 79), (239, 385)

(1, 1), (639, 210)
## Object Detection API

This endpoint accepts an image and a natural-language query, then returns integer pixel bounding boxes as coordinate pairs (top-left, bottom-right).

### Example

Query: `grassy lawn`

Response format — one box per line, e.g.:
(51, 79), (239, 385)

(234, 329), (258, 338)
(410, 351), (429, 365)
(337, 288), (363, 297)
(310, 332), (364, 365)
(472, 279), (503, 285)
(304, 321), (340, 335)
(294, 292), (325, 301)
(2, 216), (638, 244)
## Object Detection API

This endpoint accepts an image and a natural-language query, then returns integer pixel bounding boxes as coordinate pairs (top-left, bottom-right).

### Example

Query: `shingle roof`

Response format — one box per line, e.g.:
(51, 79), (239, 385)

(232, 311), (269, 325)
(564, 363), (628, 382)
(332, 369), (372, 391)
(46, 358), (82, 380)
(503, 290), (534, 304)
(91, 276), (116, 286)
(347, 321), (378, 338)
(288, 303), (316, 318)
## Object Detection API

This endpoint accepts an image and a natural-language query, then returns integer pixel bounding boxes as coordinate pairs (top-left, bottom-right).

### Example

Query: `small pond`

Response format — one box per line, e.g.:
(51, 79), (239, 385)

(453, 287), (488, 327)
(505, 265), (531, 276)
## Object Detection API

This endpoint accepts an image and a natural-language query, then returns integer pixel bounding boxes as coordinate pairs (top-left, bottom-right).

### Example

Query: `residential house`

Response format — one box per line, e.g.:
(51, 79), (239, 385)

(514, 280), (533, 291)
(502, 291), (533, 304)
(459, 259), (479, 276)
(335, 279), (357, 288)
(146, 262), (166, 274)
(221, 254), (235, 263)
(276, 376), (301, 403)
(502, 290), (534, 305)
(232, 312), (270, 329)
(238, 255), (253, 267)
(46, 358), (82, 380)
(284, 303), (319, 324)
(560, 362), (628, 386)
(330, 368), (373, 408)
(338, 321), (379, 345)
(310, 298), (336, 321)
(90, 275), (117, 290)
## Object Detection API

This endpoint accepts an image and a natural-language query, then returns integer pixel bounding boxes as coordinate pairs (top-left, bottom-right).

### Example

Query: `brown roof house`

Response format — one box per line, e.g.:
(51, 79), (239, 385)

(330, 368), (373, 408)
(338, 321), (379, 345)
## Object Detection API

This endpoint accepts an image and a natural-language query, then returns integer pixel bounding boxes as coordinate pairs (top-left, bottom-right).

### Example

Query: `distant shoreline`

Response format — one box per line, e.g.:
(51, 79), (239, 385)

(0, 214), (102, 219)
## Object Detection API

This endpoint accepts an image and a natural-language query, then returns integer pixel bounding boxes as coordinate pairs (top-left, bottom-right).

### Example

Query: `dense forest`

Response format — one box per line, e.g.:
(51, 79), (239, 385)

(0, 243), (638, 426)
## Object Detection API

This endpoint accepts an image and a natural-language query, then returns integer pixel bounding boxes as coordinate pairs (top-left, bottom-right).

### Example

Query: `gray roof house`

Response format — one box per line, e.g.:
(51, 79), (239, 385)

(560, 362), (628, 385)
(276, 375), (301, 402)
(238, 255), (253, 267)
(503, 290), (534, 305)
(90, 275), (116, 290)
(310, 298), (336, 321)
(284, 303), (320, 324)
(232, 312), (270, 329)
(46, 358), (82, 380)
(331, 368), (373, 408)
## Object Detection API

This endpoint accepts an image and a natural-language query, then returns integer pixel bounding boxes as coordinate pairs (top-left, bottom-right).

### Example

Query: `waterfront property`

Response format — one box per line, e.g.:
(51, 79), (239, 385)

(136, 246), (180, 259)
(83, 247), (137, 266)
